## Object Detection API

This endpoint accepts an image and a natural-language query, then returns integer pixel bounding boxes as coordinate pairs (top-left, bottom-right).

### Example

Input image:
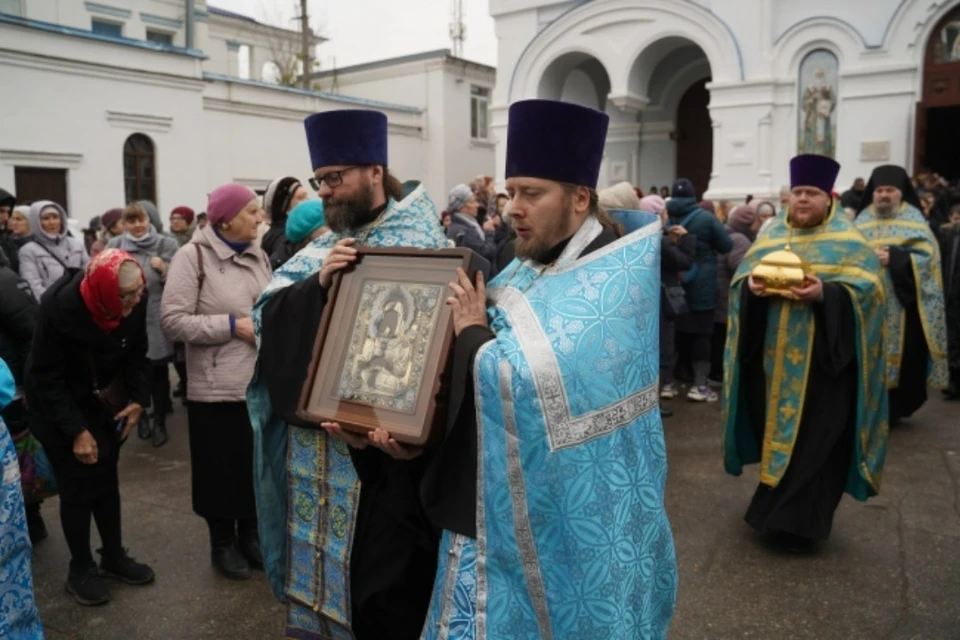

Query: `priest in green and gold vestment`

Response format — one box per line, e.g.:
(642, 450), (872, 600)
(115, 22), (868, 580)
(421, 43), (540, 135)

(855, 164), (949, 422)
(723, 154), (889, 552)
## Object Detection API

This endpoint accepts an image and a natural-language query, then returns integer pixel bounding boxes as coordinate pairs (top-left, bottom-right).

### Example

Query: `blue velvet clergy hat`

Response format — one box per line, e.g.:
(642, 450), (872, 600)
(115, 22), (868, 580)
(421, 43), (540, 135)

(790, 154), (840, 195)
(505, 99), (610, 189)
(303, 109), (388, 170)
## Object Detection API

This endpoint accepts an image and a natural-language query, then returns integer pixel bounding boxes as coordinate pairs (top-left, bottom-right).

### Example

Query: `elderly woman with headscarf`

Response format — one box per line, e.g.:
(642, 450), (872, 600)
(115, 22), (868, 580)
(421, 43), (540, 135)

(107, 204), (180, 447)
(446, 183), (499, 274)
(161, 183), (271, 582)
(27, 249), (154, 606)
(709, 203), (761, 386)
(19, 201), (89, 299)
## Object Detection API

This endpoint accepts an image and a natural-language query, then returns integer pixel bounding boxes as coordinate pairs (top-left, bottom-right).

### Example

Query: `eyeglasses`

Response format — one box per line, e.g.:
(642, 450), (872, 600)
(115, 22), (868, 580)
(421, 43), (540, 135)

(119, 284), (145, 303)
(309, 165), (362, 191)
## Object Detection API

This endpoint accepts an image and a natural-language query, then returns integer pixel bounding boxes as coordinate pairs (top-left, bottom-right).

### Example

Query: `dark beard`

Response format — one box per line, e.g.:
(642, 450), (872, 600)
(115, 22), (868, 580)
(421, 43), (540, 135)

(514, 199), (574, 263)
(324, 183), (378, 233)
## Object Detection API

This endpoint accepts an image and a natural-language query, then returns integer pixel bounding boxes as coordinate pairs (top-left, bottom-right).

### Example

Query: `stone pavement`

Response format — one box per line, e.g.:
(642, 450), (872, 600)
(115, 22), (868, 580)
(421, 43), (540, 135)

(32, 393), (959, 639)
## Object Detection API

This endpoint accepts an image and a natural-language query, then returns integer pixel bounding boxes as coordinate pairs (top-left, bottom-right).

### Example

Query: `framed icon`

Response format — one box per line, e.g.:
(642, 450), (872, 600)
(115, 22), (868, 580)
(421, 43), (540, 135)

(297, 247), (488, 445)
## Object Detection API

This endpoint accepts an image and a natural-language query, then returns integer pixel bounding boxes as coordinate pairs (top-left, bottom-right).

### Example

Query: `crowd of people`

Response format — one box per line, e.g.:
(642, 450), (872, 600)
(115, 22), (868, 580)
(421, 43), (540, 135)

(0, 96), (956, 639)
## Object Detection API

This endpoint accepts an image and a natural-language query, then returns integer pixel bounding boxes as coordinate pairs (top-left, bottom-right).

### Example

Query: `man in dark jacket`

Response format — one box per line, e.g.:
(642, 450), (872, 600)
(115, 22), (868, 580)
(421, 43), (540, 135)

(665, 178), (732, 402)
(660, 219), (696, 417)
(840, 177), (865, 210)
(0, 263), (47, 540)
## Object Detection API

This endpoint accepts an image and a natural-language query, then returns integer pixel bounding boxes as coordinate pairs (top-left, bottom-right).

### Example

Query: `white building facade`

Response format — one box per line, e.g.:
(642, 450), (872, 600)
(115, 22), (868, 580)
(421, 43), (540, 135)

(489, 0), (960, 199)
(0, 1), (494, 226)
(310, 50), (497, 201)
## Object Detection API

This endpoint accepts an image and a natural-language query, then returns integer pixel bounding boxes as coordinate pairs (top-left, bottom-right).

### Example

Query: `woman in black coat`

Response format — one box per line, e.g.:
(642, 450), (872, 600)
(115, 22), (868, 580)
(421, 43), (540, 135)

(0, 263), (47, 540)
(26, 249), (155, 606)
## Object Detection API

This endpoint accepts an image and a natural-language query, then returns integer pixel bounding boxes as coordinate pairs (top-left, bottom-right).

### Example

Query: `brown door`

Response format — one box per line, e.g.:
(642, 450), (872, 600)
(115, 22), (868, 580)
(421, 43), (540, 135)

(913, 102), (926, 174)
(14, 167), (68, 209)
(675, 78), (712, 199)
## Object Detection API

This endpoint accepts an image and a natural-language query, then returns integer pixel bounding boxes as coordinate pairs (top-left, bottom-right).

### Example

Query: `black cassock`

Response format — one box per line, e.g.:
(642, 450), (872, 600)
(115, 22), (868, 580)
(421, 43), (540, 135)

(940, 226), (960, 392)
(736, 283), (858, 540)
(259, 275), (438, 640)
(886, 246), (931, 421)
(421, 226), (620, 539)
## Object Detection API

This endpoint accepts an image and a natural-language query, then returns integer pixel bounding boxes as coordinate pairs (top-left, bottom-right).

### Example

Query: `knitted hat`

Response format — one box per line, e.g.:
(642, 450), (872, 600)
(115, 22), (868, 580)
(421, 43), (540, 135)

(264, 176), (301, 223)
(728, 203), (757, 228)
(447, 184), (474, 214)
(638, 195), (666, 215)
(285, 200), (326, 243)
(207, 184), (258, 226)
(671, 178), (696, 199)
(100, 207), (123, 231)
(170, 205), (195, 225)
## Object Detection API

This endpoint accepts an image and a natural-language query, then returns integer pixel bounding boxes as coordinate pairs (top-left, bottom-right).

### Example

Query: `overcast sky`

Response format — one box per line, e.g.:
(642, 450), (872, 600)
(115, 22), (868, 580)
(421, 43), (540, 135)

(212, 0), (498, 68)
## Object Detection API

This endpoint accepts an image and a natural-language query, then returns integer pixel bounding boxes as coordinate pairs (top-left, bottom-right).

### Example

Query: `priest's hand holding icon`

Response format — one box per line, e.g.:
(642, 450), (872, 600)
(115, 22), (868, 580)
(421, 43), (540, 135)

(446, 268), (488, 336)
(368, 428), (423, 460)
(320, 421), (369, 450)
(319, 238), (358, 289)
(790, 273), (824, 303)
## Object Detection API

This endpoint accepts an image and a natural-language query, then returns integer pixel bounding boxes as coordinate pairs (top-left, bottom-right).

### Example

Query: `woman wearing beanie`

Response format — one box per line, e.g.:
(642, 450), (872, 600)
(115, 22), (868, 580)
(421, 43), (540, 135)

(169, 206), (196, 248)
(91, 208), (124, 258)
(260, 176), (308, 266)
(664, 178), (732, 403)
(107, 204), (180, 447)
(160, 183), (271, 581)
(446, 183), (499, 273)
(27, 249), (155, 606)
(710, 203), (760, 386)
(280, 199), (327, 262)
(19, 201), (89, 299)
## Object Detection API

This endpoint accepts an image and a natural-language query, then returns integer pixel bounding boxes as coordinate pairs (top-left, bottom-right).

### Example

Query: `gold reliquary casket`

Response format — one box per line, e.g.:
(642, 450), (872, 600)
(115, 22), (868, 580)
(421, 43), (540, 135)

(750, 246), (811, 298)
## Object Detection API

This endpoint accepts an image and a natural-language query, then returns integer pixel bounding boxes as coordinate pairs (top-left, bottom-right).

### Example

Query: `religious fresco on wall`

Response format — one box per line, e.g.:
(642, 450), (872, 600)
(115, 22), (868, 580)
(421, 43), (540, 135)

(930, 6), (960, 63)
(797, 49), (839, 158)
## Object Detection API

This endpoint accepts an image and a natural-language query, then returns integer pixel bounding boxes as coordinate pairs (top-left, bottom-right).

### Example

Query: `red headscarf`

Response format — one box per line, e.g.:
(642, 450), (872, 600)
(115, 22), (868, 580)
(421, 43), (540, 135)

(80, 249), (144, 332)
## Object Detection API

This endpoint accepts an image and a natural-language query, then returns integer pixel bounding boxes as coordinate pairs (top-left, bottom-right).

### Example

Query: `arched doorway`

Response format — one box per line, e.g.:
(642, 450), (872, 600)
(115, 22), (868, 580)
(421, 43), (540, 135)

(629, 38), (712, 196)
(915, 5), (960, 180)
(537, 52), (611, 111)
(675, 78), (712, 198)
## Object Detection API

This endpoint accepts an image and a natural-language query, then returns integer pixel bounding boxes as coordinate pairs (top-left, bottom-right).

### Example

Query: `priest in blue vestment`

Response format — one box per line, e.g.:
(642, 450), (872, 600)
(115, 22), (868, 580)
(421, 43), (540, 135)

(248, 110), (449, 640)
(414, 99), (678, 639)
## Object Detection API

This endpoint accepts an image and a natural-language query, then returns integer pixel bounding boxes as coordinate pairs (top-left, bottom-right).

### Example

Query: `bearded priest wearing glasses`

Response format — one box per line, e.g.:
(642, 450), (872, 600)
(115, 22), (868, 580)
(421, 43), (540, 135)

(248, 109), (448, 640)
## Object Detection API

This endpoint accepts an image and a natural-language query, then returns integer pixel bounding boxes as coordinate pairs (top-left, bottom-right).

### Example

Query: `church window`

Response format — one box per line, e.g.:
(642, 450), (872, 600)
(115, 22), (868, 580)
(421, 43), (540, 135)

(471, 85), (490, 139)
(124, 134), (156, 204)
(931, 7), (960, 64)
(92, 19), (123, 38)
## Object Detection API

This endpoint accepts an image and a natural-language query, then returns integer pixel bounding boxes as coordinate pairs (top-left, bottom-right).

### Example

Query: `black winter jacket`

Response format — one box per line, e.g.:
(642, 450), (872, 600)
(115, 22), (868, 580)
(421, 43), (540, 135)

(26, 270), (149, 466)
(0, 265), (37, 385)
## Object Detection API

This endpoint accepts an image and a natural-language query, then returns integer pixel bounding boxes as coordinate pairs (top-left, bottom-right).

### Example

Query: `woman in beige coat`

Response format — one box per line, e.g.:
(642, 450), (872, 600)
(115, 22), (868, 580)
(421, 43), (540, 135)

(160, 183), (271, 581)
